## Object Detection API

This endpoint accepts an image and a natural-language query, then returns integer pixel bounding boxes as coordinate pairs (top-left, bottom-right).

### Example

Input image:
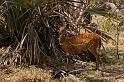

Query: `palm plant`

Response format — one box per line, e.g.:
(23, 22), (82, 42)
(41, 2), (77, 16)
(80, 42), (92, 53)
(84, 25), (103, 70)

(0, 0), (123, 66)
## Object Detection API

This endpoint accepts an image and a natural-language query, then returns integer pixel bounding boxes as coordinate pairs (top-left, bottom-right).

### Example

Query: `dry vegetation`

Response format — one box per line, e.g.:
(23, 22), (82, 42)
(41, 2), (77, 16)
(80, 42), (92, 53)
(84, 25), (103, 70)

(0, 0), (124, 82)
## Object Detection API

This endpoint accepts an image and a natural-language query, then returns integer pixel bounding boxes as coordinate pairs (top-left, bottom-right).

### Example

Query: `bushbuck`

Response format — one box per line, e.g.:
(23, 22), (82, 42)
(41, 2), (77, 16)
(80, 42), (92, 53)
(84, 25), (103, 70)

(58, 23), (102, 70)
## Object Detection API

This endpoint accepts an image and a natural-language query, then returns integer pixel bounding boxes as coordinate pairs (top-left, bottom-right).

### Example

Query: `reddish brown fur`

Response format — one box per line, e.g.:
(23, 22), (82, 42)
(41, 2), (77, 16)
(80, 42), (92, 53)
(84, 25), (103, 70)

(59, 24), (102, 70)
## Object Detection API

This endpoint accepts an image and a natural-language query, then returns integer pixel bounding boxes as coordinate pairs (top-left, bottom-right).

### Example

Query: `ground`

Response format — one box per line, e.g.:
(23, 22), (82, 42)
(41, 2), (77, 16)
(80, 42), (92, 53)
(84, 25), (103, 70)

(0, 52), (123, 82)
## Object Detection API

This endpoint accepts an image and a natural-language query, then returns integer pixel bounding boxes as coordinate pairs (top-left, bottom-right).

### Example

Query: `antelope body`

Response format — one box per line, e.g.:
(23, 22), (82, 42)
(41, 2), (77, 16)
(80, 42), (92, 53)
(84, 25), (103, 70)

(59, 24), (102, 70)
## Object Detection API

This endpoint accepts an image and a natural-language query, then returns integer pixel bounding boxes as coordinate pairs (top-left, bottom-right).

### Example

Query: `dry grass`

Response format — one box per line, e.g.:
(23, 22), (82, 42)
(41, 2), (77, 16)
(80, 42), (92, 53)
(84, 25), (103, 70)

(0, 65), (87, 82)
(0, 59), (123, 82)
(0, 65), (52, 82)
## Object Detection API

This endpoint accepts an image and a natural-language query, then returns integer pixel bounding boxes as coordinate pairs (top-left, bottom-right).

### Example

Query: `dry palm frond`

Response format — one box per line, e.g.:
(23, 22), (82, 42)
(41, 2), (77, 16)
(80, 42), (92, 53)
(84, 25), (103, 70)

(84, 23), (115, 42)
